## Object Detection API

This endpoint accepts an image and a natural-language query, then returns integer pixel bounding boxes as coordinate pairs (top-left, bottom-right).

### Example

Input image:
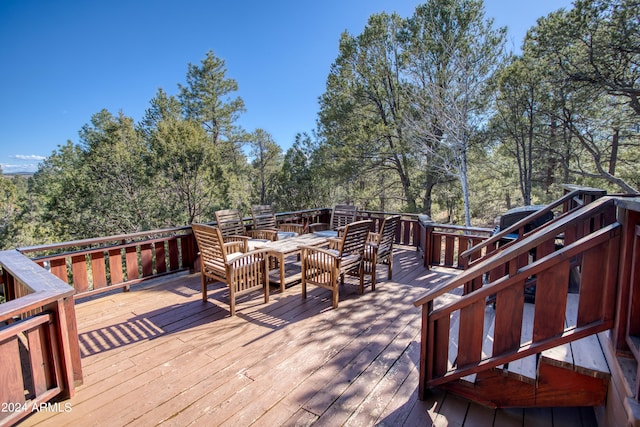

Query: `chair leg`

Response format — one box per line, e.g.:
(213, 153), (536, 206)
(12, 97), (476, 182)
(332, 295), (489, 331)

(201, 274), (207, 302)
(332, 268), (339, 308)
(229, 285), (236, 316)
(301, 249), (308, 301)
(262, 266), (269, 304)
(301, 268), (307, 301)
(370, 253), (378, 292)
(371, 264), (377, 291)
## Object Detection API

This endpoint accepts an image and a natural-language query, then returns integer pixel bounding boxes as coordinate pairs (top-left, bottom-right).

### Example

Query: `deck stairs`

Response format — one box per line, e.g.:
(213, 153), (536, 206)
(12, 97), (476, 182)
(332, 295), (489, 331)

(414, 194), (622, 409)
(432, 293), (611, 408)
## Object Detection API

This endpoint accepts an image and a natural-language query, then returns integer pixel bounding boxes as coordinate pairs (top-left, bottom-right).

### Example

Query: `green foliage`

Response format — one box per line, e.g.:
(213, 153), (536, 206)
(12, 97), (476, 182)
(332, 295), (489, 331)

(149, 118), (215, 224)
(179, 50), (246, 145)
(319, 12), (422, 213)
(248, 129), (283, 205)
(520, 0), (639, 194)
(274, 133), (331, 211)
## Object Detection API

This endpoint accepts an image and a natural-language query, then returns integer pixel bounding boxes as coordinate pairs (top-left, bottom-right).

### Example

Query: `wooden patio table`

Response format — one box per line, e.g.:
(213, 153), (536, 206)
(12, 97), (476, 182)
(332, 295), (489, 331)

(254, 233), (330, 292)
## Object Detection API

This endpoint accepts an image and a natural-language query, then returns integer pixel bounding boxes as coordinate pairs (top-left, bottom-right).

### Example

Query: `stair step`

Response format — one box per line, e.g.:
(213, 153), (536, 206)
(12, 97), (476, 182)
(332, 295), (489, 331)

(505, 303), (537, 383)
(445, 295), (609, 387)
(434, 291), (611, 408)
(541, 294), (610, 378)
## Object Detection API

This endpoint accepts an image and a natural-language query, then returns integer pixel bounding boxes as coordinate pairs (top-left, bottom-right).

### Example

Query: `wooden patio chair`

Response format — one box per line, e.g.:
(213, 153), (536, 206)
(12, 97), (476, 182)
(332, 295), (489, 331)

(309, 204), (358, 237)
(251, 204), (304, 240)
(215, 208), (277, 249)
(191, 223), (270, 316)
(300, 219), (372, 308)
(360, 215), (401, 292)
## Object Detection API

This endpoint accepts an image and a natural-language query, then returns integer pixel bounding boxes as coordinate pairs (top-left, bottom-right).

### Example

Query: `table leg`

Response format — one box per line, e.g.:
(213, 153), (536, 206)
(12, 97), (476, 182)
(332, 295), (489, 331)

(279, 253), (286, 293)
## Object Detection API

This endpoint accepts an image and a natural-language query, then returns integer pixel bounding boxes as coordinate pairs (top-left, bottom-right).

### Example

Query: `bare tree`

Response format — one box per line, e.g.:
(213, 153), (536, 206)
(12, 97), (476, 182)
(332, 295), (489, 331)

(402, 0), (506, 226)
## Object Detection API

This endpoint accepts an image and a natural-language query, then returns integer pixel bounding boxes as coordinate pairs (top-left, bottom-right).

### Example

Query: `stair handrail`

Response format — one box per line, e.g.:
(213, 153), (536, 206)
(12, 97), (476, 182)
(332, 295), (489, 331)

(414, 196), (621, 393)
(420, 194), (614, 307)
(458, 187), (606, 270)
(425, 223), (619, 386)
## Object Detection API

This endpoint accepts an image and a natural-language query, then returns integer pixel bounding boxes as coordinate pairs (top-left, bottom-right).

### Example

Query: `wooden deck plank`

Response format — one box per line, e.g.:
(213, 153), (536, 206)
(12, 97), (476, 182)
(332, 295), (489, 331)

(493, 407), (524, 426)
(523, 407), (553, 427)
(464, 403), (498, 427)
(237, 281), (427, 426)
(19, 247), (598, 427)
(432, 392), (470, 426)
(343, 338), (421, 426)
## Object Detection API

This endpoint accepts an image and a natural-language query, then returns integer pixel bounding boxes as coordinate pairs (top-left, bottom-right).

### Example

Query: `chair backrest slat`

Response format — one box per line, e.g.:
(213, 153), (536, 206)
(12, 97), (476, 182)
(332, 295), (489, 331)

(215, 209), (247, 237)
(377, 215), (401, 256)
(331, 204), (357, 230)
(340, 220), (372, 256)
(192, 223), (227, 275)
(251, 205), (278, 230)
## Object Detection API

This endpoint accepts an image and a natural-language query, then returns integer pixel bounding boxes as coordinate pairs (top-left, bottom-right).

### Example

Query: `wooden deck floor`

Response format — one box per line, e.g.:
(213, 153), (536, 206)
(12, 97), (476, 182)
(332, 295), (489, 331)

(21, 247), (599, 427)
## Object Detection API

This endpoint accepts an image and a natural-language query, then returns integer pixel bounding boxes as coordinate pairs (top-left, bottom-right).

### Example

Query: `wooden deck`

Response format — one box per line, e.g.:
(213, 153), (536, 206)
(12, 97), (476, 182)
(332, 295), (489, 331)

(20, 247), (598, 427)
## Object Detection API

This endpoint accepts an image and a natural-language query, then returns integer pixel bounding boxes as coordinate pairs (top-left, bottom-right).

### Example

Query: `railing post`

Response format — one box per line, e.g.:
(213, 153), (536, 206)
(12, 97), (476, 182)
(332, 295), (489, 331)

(418, 300), (432, 400)
(612, 204), (640, 353)
(419, 215), (433, 269)
(47, 296), (83, 396)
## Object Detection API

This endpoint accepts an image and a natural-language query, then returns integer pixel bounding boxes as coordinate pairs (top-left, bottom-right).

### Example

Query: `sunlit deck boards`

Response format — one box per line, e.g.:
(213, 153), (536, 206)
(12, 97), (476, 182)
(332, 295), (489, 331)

(20, 247), (597, 427)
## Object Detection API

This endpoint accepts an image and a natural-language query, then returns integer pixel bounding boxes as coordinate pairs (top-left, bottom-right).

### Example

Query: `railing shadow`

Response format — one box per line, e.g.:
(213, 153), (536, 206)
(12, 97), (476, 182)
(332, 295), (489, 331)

(75, 247), (452, 359)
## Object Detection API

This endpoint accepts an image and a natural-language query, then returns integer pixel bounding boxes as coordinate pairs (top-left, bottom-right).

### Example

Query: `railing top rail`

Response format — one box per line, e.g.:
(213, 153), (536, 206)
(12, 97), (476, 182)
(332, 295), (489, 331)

(615, 195), (640, 210)
(427, 223), (494, 234)
(413, 195), (618, 307)
(357, 210), (421, 219)
(429, 223), (619, 320)
(18, 208), (333, 256)
(458, 189), (601, 261)
(0, 249), (73, 321)
(560, 183), (609, 195)
(18, 225), (193, 254)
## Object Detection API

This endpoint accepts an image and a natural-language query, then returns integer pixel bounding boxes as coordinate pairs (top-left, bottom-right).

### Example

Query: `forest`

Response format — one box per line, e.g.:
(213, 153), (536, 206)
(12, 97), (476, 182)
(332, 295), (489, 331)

(0, 0), (638, 250)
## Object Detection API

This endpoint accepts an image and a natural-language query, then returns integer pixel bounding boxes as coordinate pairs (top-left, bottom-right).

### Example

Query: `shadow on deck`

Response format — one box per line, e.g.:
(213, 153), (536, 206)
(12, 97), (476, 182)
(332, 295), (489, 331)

(20, 247), (598, 427)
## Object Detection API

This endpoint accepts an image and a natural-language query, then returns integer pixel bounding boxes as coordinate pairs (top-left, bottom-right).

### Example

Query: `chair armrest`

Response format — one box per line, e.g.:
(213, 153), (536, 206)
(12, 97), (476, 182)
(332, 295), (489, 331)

(300, 245), (341, 269)
(278, 223), (304, 233)
(366, 241), (379, 250)
(309, 222), (329, 232)
(225, 248), (270, 267)
(247, 229), (278, 241)
(224, 240), (247, 254)
(327, 237), (342, 251)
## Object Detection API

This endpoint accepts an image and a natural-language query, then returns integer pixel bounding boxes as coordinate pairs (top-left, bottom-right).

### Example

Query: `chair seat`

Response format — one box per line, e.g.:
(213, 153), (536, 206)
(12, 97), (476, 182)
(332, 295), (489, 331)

(202, 251), (244, 273)
(247, 238), (270, 251)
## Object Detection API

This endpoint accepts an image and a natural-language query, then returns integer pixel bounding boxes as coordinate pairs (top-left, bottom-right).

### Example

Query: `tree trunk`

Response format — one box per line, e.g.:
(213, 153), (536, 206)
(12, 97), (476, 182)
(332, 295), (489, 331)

(609, 128), (619, 175)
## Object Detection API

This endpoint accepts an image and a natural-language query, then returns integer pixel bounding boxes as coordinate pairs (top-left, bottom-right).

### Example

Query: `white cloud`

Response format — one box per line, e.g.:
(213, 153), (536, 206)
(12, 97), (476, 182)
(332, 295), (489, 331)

(13, 154), (47, 161)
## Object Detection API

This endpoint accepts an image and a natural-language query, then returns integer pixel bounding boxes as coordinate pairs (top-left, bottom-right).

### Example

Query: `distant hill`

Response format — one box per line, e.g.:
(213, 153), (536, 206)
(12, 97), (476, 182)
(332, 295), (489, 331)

(3, 172), (34, 178)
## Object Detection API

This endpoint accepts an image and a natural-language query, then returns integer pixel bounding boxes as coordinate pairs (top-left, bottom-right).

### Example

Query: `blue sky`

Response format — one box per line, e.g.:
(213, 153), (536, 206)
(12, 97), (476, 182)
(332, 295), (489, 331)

(0, 0), (573, 174)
